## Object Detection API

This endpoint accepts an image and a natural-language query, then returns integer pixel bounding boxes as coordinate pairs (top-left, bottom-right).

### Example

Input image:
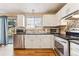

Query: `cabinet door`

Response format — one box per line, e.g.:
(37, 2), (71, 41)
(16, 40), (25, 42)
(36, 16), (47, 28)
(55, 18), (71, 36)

(40, 35), (51, 48)
(70, 42), (79, 56)
(33, 35), (41, 48)
(25, 35), (41, 48)
(25, 35), (33, 48)
(43, 15), (56, 26)
(66, 4), (79, 16)
(59, 4), (79, 19)
(50, 35), (54, 48)
(57, 4), (72, 19)
(17, 15), (25, 27)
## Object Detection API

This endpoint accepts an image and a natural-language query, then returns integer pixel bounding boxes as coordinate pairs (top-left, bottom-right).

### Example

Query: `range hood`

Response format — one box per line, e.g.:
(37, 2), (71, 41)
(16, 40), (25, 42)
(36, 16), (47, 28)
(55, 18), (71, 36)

(62, 10), (79, 20)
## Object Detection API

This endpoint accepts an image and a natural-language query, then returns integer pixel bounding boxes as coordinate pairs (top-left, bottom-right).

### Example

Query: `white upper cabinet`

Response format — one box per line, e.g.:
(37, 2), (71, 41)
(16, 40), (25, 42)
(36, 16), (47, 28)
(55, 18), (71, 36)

(65, 3), (79, 17)
(16, 15), (25, 27)
(57, 3), (79, 19)
(43, 14), (58, 26)
(56, 3), (79, 25)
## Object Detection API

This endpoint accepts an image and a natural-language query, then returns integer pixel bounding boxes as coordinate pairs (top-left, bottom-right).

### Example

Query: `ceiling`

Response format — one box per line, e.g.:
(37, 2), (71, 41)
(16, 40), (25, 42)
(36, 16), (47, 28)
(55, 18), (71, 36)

(0, 3), (66, 14)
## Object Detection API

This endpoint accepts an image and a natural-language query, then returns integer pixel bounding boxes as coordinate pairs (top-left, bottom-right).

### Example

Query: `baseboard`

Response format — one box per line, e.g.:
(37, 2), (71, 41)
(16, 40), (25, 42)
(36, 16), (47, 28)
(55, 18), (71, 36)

(14, 48), (53, 50)
(25, 48), (53, 50)
(14, 48), (25, 50)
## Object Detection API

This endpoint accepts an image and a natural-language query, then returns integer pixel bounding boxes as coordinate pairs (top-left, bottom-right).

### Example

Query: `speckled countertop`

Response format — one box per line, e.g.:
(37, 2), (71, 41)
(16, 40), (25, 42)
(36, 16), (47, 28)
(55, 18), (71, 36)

(54, 34), (79, 40)
(13, 33), (79, 44)
(53, 34), (79, 45)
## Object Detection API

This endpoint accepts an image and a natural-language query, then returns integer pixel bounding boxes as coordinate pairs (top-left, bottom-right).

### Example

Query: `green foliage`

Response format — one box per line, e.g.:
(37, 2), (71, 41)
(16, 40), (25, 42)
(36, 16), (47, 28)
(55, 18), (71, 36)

(8, 19), (16, 26)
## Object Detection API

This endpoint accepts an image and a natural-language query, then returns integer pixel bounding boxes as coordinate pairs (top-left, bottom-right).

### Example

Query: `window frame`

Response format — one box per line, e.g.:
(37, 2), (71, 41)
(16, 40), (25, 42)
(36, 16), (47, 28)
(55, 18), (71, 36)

(26, 16), (43, 28)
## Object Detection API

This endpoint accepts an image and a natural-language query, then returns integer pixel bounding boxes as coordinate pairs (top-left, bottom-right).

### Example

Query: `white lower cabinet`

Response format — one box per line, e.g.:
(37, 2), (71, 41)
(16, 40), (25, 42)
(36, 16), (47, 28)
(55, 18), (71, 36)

(25, 35), (33, 48)
(70, 42), (79, 56)
(40, 35), (50, 48)
(25, 35), (41, 48)
(25, 35), (54, 48)
(32, 36), (41, 48)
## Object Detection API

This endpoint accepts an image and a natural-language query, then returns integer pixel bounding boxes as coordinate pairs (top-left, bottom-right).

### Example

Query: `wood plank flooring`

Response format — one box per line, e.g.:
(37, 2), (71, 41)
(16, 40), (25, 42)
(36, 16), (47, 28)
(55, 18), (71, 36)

(0, 44), (57, 56)
(14, 49), (57, 56)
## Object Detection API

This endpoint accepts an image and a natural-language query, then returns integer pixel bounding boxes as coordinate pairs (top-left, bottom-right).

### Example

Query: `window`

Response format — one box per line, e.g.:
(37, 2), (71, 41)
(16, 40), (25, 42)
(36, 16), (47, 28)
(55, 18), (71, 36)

(26, 17), (35, 28)
(26, 17), (42, 28)
(35, 17), (42, 26)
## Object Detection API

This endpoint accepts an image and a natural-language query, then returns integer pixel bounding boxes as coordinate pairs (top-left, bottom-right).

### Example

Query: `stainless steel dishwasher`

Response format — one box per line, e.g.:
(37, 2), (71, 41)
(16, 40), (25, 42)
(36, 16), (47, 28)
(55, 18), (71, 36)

(13, 34), (25, 49)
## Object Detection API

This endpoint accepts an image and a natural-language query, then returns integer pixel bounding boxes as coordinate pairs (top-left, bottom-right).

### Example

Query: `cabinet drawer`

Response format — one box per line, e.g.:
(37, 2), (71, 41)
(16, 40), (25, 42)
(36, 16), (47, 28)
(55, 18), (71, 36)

(71, 50), (79, 56)
(70, 42), (79, 56)
(70, 42), (79, 50)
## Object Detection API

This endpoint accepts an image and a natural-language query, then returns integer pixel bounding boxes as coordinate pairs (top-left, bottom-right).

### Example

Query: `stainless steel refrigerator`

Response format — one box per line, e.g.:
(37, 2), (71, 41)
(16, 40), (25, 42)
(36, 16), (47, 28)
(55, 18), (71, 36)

(0, 16), (8, 45)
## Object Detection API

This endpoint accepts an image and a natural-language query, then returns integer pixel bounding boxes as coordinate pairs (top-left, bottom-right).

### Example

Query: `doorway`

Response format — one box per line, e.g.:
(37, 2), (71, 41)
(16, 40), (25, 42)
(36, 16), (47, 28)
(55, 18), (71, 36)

(7, 16), (16, 44)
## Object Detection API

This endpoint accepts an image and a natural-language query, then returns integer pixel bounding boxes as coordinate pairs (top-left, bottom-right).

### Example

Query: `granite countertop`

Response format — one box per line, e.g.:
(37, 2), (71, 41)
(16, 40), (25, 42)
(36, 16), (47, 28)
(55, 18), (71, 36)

(25, 33), (53, 35)
(53, 34), (79, 41)
(53, 34), (79, 45)
(13, 33), (54, 35)
(13, 33), (79, 44)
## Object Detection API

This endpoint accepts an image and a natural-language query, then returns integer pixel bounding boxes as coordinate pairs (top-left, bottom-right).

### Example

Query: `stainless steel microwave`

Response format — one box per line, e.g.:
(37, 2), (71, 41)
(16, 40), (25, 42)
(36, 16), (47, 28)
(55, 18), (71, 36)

(50, 28), (59, 34)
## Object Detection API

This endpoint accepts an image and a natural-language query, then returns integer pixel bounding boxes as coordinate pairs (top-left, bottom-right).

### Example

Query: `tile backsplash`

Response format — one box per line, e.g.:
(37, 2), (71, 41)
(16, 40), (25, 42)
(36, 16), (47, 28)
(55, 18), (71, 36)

(26, 28), (50, 34)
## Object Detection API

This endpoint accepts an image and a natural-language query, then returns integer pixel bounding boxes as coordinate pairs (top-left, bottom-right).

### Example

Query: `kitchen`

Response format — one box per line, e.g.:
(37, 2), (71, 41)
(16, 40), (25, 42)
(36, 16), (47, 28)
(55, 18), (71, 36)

(0, 3), (79, 56)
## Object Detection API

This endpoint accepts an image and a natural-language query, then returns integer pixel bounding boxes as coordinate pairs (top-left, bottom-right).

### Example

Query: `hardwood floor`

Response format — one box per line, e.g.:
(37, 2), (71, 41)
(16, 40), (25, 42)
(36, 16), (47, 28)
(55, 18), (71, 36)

(0, 44), (57, 56)
(14, 49), (57, 56)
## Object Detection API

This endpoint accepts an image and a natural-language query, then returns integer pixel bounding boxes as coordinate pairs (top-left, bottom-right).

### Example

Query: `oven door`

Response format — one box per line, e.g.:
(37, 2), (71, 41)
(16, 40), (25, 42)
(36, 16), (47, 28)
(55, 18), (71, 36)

(55, 37), (69, 56)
